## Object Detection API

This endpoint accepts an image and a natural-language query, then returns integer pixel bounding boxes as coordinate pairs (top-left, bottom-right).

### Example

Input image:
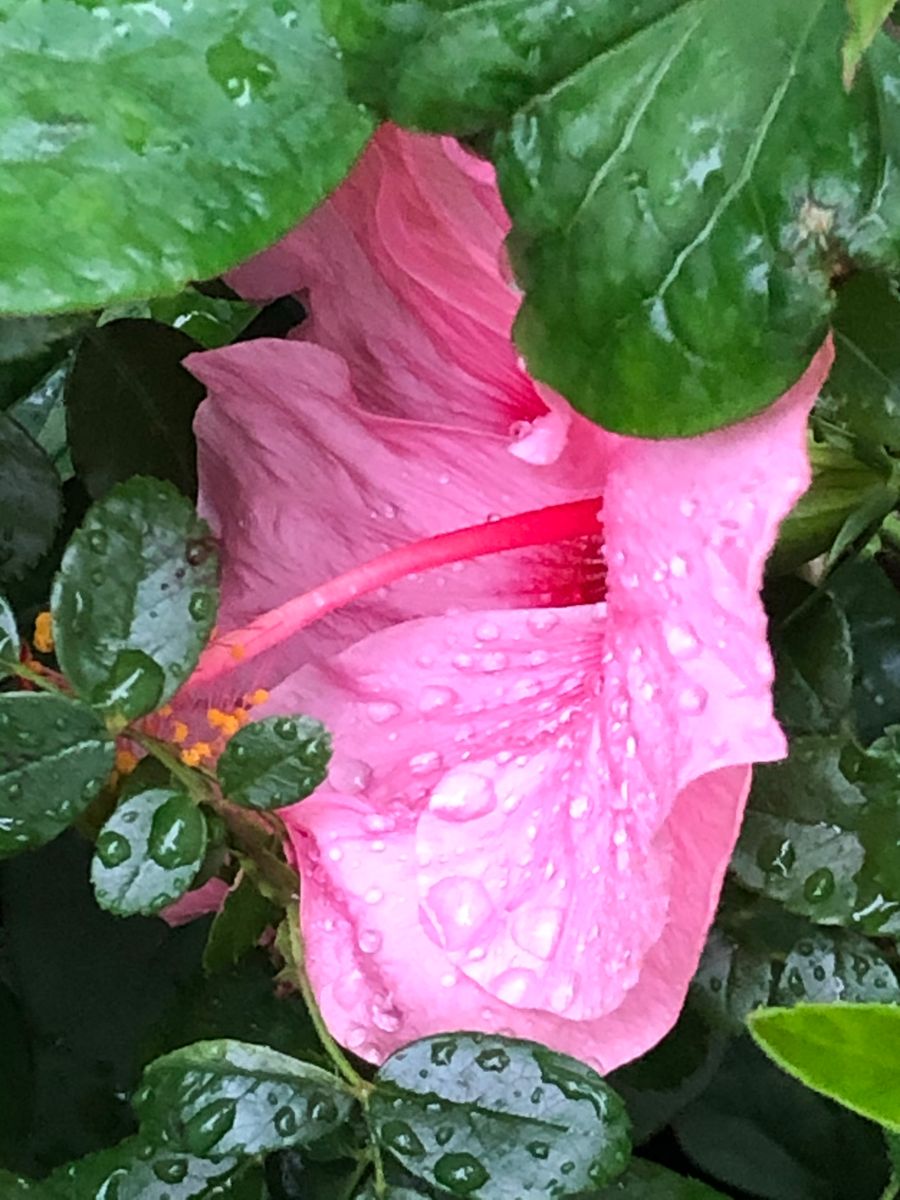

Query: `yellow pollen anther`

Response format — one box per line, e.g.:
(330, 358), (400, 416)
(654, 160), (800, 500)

(230, 643), (247, 661)
(172, 721), (190, 744)
(180, 747), (203, 767)
(33, 611), (54, 654)
(115, 749), (139, 775)
(249, 689), (269, 706)
(159, 704), (173, 717)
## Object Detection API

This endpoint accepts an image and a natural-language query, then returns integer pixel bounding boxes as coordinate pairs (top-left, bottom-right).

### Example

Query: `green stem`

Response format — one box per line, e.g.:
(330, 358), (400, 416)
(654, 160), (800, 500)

(130, 730), (210, 802)
(1, 658), (62, 695)
(879, 1173), (900, 1200)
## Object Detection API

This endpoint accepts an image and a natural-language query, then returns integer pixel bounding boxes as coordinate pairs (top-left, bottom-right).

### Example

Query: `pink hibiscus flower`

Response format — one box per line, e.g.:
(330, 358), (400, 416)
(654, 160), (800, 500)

(178, 126), (832, 1073)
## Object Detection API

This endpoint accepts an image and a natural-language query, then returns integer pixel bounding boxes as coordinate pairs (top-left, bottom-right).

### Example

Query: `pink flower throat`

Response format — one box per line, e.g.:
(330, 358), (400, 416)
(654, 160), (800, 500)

(189, 496), (606, 687)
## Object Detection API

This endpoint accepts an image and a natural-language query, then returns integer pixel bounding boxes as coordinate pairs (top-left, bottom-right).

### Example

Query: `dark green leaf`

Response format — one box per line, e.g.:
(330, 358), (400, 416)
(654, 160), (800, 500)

(772, 593), (854, 734)
(51, 477), (219, 714)
(91, 787), (208, 918)
(593, 1159), (730, 1198)
(750, 1003), (900, 1131)
(0, 593), (20, 678)
(66, 320), (206, 500)
(609, 1001), (727, 1144)
(0, 692), (114, 858)
(769, 441), (894, 573)
(203, 874), (280, 975)
(37, 1135), (249, 1200)
(331, 0), (900, 433)
(0, 1), (373, 315)
(818, 272), (900, 450)
(673, 1037), (890, 1200)
(217, 716), (331, 811)
(0, 315), (89, 411)
(135, 1039), (357, 1158)
(828, 558), (900, 741)
(774, 928), (900, 1005)
(690, 928), (774, 1033)
(0, 1170), (32, 1196)
(844, 0), (895, 87)
(0, 412), (62, 588)
(0, 981), (34, 1172)
(371, 1033), (631, 1197)
(270, 1151), (369, 1200)
(731, 732), (900, 933)
(8, 359), (73, 480)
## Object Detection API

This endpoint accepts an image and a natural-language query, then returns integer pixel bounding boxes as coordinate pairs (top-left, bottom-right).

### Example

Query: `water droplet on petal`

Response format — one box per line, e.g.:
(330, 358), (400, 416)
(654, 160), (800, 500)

(419, 685), (457, 713)
(367, 700), (400, 724)
(358, 929), (383, 954)
(512, 907), (564, 960)
(678, 685), (708, 714)
(568, 794), (589, 819)
(527, 611), (559, 637)
(425, 876), (494, 949)
(665, 623), (701, 659)
(475, 621), (500, 642)
(429, 772), (497, 822)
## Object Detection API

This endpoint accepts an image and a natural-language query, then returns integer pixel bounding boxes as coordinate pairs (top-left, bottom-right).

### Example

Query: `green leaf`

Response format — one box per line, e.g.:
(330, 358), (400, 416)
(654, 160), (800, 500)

(217, 716), (332, 811)
(843, 0), (895, 87)
(732, 732), (900, 933)
(0, 981), (34, 1172)
(828, 557), (900, 741)
(134, 1039), (357, 1158)
(770, 440), (894, 573)
(370, 1033), (631, 1197)
(91, 787), (208, 917)
(690, 928), (774, 1034)
(149, 290), (260, 351)
(819, 272), (900, 450)
(0, 315), (89, 411)
(0, 592), (20, 678)
(593, 1159), (730, 1198)
(772, 592), (854, 734)
(203, 873), (280, 975)
(51, 477), (219, 715)
(332, 0), (900, 434)
(0, 692), (114, 858)
(0, 1), (373, 315)
(0, 412), (62, 588)
(65, 321), (206, 500)
(750, 1003), (900, 1131)
(8, 359), (74, 481)
(774, 928), (900, 1005)
(674, 1037), (891, 1200)
(37, 1136), (251, 1200)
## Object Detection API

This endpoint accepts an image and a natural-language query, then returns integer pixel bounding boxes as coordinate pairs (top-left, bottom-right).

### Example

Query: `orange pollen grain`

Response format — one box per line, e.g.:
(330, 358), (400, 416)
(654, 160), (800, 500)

(33, 611), (54, 654)
(172, 721), (190, 744)
(230, 643), (247, 661)
(115, 749), (139, 775)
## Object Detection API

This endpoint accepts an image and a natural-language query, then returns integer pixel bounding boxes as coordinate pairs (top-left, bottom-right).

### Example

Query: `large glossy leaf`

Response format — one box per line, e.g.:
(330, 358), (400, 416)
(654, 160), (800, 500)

(0, 692), (115, 858)
(51, 477), (219, 715)
(0, 0), (373, 315)
(0, 411), (62, 587)
(66, 320), (206, 499)
(370, 1033), (631, 1197)
(329, 0), (900, 434)
(750, 1003), (900, 1131)
(217, 715), (332, 811)
(134, 1039), (357, 1158)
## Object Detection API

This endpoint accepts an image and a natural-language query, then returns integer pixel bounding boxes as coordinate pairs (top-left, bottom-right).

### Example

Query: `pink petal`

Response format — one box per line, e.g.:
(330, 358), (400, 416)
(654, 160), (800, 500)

(160, 876), (229, 927)
(227, 127), (553, 447)
(188, 338), (608, 686)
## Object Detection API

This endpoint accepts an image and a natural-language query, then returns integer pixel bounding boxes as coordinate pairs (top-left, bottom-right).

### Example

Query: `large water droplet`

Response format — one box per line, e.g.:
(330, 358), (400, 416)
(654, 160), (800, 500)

(433, 1152), (489, 1194)
(96, 830), (131, 868)
(148, 797), (204, 869)
(358, 929), (383, 954)
(527, 1140), (550, 1160)
(428, 772), (496, 822)
(274, 1106), (297, 1138)
(803, 867), (835, 903)
(183, 1098), (237, 1155)
(152, 1158), (189, 1184)
(511, 906), (563, 960)
(206, 32), (280, 105)
(755, 835), (795, 876)
(665, 623), (701, 659)
(419, 685), (457, 713)
(188, 591), (214, 622)
(367, 700), (400, 724)
(678, 684), (708, 714)
(382, 1119), (425, 1157)
(425, 876), (494, 950)
(475, 1047), (510, 1073)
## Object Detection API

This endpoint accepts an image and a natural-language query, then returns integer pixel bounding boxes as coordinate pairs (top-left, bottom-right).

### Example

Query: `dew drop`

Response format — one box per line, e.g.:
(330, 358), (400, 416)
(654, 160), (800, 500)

(475, 621), (500, 642)
(803, 867), (835, 903)
(419, 685), (457, 713)
(188, 592), (213, 622)
(273, 717), (296, 740)
(425, 876), (494, 949)
(274, 1106), (298, 1138)
(367, 700), (400, 724)
(358, 929), (383, 954)
(678, 685), (708, 714)
(309, 1093), (339, 1124)
(88, 529), (109, 554)
(476, 1047), (510, 1073)
(382, 1120), (425, 1156)
(434, 1152), (489, 1194)
(665, 623), (700, 659)
(429, 772), (496, 822)
(96, 830), (131, 868)
(152, 1158), (188, 1184)
(527, 1141), (550, 1160)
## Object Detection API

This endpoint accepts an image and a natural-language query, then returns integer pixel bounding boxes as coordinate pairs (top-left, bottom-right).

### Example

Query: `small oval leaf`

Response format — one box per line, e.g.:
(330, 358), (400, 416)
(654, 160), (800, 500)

(217, 715), (331, 810)
(0, 692), (114, 858)
(51, 477), (219, 713)
(91, 787), (208, 917)
(134, 1039), (357, 1159)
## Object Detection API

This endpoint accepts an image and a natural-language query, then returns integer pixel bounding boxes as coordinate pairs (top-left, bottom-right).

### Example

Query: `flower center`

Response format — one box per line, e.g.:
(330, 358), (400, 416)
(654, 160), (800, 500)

(189, 496), (605, 687)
